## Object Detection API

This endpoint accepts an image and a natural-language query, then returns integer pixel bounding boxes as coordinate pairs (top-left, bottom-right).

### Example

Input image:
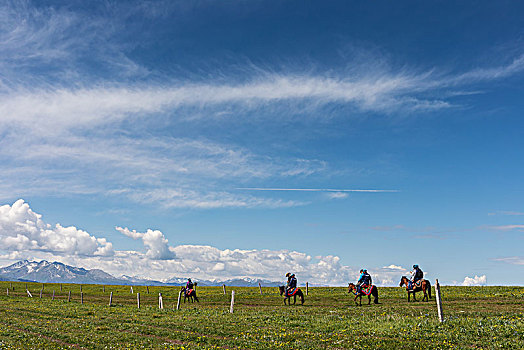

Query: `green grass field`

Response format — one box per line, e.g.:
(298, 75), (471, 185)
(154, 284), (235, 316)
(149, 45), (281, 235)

(0, 281), (522, 349)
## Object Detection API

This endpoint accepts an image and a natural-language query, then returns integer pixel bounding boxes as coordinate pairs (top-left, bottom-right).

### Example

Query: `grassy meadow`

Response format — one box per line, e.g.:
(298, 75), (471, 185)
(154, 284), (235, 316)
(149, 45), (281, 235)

(0, 281), (522, 349)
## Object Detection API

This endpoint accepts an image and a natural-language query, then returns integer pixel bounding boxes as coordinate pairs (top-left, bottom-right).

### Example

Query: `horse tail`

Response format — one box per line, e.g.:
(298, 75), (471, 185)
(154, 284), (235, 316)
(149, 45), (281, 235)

(373, 286), (379, 304)
(427, 280), (432, 299)
(299, 290), (305, 305)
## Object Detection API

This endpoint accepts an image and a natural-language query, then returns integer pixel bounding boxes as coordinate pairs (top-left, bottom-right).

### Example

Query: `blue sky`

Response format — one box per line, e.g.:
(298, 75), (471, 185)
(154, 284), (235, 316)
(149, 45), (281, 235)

(0, 0), (523, 285)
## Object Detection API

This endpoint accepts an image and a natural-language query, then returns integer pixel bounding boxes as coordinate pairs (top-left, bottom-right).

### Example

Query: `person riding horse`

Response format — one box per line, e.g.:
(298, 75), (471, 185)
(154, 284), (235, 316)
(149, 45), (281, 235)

(356, 269), (372, 294)
(409, 265), (423, 289)
(185, 278), (194, 296)
(286, 273), (297, 296)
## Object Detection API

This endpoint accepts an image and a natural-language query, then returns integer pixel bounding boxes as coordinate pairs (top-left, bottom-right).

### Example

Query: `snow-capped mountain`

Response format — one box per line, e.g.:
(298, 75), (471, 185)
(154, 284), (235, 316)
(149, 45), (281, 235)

(0, 260), (121, 284)
(0, 260), (282, 287)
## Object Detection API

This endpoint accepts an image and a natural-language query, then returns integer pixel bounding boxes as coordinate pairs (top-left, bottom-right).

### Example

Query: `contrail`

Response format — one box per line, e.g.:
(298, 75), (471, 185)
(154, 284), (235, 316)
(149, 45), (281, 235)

(236, 188), (399, 193)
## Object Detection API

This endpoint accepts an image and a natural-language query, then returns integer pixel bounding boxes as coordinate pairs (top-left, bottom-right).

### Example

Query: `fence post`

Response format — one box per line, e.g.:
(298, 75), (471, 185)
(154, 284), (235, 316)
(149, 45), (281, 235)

(435, 279), (444, 323)
(306, 282), (309, 295)
(146, 286), (149, 294)
(103, 285), (105, 293)
(130, 286), (134, 294)
(176, 290), (182, 310)
(52, 290), (55, 300)
(137, 292), (140, 309)
(109, 291), (113, 306)
(229, 290), (235, 314)
(81, 292), (84, 305)
(258, 282), (262, 295)
(40, 289), (42, 298)
(27, 290), (33, 298)
(60, 284), (62, 292)
(222, 284), (226, 295)
(68, 291), (71, 302)
(158, 293), (164, 309)
(6, 288), (9, 296)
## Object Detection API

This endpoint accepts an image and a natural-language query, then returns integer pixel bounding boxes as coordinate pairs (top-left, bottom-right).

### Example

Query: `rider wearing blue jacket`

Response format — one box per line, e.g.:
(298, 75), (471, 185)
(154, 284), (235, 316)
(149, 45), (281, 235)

(286, 273), (297, 293)
(356, 269), (372, 293)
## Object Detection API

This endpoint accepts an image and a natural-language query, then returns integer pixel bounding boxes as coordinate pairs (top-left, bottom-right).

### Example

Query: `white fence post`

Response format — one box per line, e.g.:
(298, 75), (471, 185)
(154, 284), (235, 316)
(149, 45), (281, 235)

(229, 290), (235, 314)
(52, 290), (55, 300)
(176, 290), (182, 310)
(258, 282), (262, 295)
(130, 286), (134, 294)
(39, 289), (42, 298)
(109, 291), (113, 306)
(6, 288), (9, 296)
(137, 292), (140, 309)
(27, 290), (33, 298)
(435, 279), (444, 322)
(159, 292), (164, 309)
(222, 284), (226, 295)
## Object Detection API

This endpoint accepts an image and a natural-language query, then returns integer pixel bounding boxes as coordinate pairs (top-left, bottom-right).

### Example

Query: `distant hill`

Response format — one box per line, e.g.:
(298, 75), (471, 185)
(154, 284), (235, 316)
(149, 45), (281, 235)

(0, 260), (282, 287)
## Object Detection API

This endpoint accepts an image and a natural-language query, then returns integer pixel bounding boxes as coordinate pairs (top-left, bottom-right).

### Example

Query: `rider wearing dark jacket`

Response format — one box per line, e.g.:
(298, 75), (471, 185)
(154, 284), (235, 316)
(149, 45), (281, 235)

(286, 273), (297, 292)
(356, 269), (372, 293)
(186, 278), (194, 290)
(409, 265), (423, 289)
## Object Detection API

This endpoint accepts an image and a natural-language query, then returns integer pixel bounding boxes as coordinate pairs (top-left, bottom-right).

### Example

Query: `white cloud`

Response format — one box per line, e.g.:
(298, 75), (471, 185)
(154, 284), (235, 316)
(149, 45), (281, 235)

(0, 200), (408, 285)
(0, 199), (113, 257)
(115, 227), (175, 260)
(326, 192), (349, 199)
(462, 275), (487, 286)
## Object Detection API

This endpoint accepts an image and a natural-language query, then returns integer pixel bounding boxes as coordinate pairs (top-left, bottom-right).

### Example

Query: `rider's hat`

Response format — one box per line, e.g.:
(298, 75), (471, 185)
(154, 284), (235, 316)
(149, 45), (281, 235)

(188, 278), (192, 281)
(285, 272), (291, 277)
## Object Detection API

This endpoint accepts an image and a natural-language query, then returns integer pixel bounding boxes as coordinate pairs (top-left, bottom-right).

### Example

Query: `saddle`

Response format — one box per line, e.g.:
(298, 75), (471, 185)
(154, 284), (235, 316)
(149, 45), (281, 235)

(409, 280), (423, 290)
(286, 288), (298, 297)
(185, 288), (194, 296)
(359, 284), (373, 295)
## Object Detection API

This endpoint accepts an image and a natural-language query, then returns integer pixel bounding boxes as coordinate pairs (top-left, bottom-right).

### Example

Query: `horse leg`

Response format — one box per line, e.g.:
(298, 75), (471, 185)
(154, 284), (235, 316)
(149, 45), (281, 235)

(300, 291), (304, 305)
(368, 294), (371, 305)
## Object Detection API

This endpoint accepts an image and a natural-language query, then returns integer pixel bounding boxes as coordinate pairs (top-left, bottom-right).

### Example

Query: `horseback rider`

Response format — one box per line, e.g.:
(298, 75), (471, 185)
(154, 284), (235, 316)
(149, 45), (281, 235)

(286, 272), (297, 295)
(185, 278), (194, 295)
(409, 265), (424, 289)
(356, 269), (372, 293)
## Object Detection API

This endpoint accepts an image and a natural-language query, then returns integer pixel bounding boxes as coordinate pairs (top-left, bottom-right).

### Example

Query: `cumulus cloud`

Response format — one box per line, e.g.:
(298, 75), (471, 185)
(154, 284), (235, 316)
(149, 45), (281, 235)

(462, 275), (487, 286)
(0, 199), (113, 256)
(115, 226), (175, 260)
(0, 200), (408, 285)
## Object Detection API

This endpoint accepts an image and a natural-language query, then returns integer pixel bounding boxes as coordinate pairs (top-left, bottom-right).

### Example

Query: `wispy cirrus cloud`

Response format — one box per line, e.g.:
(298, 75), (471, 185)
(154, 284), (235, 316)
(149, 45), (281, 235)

(486, 225), (524, 231)
(492, 257), (524, 266)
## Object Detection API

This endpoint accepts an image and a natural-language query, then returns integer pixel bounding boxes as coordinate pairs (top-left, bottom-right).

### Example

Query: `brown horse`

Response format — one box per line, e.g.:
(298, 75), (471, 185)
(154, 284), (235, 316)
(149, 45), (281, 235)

(181, 286), (199, 303)
(399, 276), (431, 302)
(278, 285), (305, 305)
(348, 283), (379, 306)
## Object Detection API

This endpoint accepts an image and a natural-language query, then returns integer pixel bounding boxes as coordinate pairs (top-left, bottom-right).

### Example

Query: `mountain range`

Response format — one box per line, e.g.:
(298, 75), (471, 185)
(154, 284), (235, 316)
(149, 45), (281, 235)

(0, 260), (281, 287)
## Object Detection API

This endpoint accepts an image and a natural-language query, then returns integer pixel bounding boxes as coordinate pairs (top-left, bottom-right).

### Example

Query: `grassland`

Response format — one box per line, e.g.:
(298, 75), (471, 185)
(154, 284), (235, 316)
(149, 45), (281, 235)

(0, 281), (522, 349)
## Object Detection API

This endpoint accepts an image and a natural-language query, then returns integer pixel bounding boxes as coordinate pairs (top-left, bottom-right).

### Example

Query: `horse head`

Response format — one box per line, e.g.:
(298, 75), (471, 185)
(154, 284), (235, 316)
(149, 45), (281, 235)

(278, 285), (285, 296)
(348, 283), (355, 293)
